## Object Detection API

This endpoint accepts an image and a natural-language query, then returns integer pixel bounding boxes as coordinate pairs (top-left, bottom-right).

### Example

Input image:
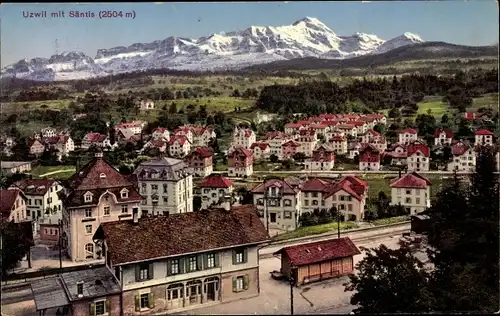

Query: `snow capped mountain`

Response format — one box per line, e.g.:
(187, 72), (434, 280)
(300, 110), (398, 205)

(1, 17), (425, 81)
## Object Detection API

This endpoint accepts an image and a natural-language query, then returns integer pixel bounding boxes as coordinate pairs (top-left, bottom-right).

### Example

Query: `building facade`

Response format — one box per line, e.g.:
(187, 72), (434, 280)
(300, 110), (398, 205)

(231, 127), (256, 150)
(398, 128), (418, 145)
(447, 141), (475, 171)
(359, 144), (381, 171)
(185, 147), (214, 178)
(406, 141), (430, 172)
(474, 129), (494, 146)
(0, 188), (28, 223)
(198, 175), (233, 210)
(390, 172), (431, 215)
(168, 135), (191, 158)
(228, 148), (253, 178)
(305, 144), (335, 171)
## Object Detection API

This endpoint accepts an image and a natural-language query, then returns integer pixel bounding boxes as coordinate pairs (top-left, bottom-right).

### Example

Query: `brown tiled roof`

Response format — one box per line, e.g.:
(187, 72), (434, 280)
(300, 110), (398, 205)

(0, 189), (24, 220)
(229, 147), (253, 158)
(451, 142), (471, 156)
(301, 178), (331, 192)
(434, 129), (453, 138)
(12, 179), (57, 196)
(251, 178), (299, 195)
(191, 146), (213, 158)
(199, 174), (233, 188)
(274, 237), (361, 266)
(98, 205), (269, 265)
(390, 172), (432, 188)
(475, 129), (494, 136)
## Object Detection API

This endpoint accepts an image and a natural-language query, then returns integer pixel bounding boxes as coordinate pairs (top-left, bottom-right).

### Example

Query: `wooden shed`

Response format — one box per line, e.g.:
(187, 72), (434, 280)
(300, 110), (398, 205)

(273, 237), (361, 286)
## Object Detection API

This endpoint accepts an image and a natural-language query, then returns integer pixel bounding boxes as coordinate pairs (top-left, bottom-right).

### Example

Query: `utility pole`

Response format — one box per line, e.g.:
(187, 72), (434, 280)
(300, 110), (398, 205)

(337, 208), (341, 239)
(290, 267), (295, 315)
(58, 219), (62, 272)
(264, 181), (269, 234)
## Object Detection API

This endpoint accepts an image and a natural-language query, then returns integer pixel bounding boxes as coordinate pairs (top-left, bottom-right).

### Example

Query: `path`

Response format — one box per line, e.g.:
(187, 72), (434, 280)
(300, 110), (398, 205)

(38, 169), (75, 177)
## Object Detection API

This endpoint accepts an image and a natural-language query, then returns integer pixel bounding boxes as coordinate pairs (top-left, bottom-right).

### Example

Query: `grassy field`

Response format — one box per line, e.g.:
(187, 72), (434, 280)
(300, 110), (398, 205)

(472, 93), (498, 109)
(32, 165), (76, 176)
(360, 174), (445, 200)
(369, 215), (410, 226)
(0, 99), (73, 115)
(271, 221), (359, 242)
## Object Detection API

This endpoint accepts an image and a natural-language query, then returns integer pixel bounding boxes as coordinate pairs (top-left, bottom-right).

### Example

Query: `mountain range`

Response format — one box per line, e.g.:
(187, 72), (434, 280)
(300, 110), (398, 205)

(0, 17), (494, 82)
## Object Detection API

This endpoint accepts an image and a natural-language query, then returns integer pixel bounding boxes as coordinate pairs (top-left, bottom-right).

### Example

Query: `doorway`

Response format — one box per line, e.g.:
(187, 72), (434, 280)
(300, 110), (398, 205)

(270, 213), (277, 223)
(207, 282), (216, 301)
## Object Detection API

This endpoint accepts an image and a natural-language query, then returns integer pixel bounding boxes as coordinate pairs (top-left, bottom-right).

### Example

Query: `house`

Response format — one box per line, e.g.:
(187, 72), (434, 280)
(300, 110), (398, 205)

(251, 178), (301, 231)
(231, 127), (256, 150)
(369, 135), (388, 153)
(273, 237), (360, 286)
(284, 122), (305, 135)
(301, 176), (369, 221)
(60, 151), (143, 262)
(328, 135), (348, 154)
(81, 132), (113, 150)
(116, 129), (142, 144)
(1, 161), (32, 176)
(348, 142), (363, 160)
(474, 129), (494, 146)
(228, 148), (253, 178)
(390, 172), (431, 215)
(434, 129), (453, 146)
(41, 127), (57, 138)
(398, 128), (418, 145)
(406, 141), (430, 172)
(168, 135), (191, 158)
(305, 144), (335, 171)
(92, 205), (269, 315)
(0, 188), (28, 223)
(30, 266), (121, 316)
(297, 129), (318, 157)
(250, 142), (270, 160)
(198, 174), (233, 210)
(263, 132), (292, 158)
(10, 179), (64, 234)
(143, 140), (168, 153)
(28, 138), (46, 156)
(140, 99), (155, 111)
(133, 157), (193, 216)
(464, 112), (476, 120)
(42, 135), (75, 160)
(114, 122), (144, 135)
(39, 217), (60, 244)
(351, 121), (368, 135)
(359, 144), (381, 171)
(191, 126), (217, 148)
(309, 123), (329, 136)
(152, 128), (170, 141)
(184, 146), (214, 177)
(360, 129), (381, 143)
(447, 141), (475, 172)
(281, 140), (300, 160)
(337, 124), (357, 138)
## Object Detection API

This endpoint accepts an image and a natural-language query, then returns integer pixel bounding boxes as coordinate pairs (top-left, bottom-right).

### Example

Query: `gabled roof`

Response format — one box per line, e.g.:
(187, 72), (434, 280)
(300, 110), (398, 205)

(250, 142), (270, 150)
(301, 178), (331, 192)
(366, 129), (381, 137)
(399, 128), (418, 135)
(475, 129), (494, 136)
(251, 178), (299, 195)
(390, 172), (432, 189)
(96, 205), (269, 265)
(0, 189), (26, 220)
(84, 132), (107, 143)
(229, 147), (253, 158)
(199, 174), (233, 188)
(190, 146), (214, 158)
(407, 142), (430, 157)
(434, 129), (453, 138)
(153, 127), (168, 134)
(169, 135), (189, 145)
(274, 237), (360, 266)
(324, 176), (368, 201)
(282, 140), (300, 148)
(12, 179), (58, 196)
(451, 142), (471, 156)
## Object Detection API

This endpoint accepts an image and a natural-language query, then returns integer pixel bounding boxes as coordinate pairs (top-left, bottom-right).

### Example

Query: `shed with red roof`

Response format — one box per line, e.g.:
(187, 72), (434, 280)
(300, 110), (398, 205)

(273, 237), (360, 285)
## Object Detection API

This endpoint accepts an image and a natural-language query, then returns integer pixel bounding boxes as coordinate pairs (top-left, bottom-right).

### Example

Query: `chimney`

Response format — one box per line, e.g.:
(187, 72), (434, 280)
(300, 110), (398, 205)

(77, 281), (84, 298)
(133, 208), (139, 224)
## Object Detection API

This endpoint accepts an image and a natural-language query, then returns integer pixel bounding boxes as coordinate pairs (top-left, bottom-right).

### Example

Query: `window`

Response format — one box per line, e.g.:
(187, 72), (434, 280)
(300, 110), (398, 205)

(29, 199), (32, 205)
(188, 256), (198, 271)
(406, 198), (412, 204)
(104, 206), (110, 216)
(151, 184), (158, 191)
(163, 184), (168, 193)
(85, 225), (92, 234)
(84, 193), (92, 203)
(121, 205), (128, 213)
(206, 253), (215, 268)
(416, 198), (421, 204)
(348, 204), (353, 212)
(236, 276), (244, 291)
(234, 248), (245, 264)
(85, 209), (92, 218)
(163, 197), (168, 204)
(203, 188), (210, 194)
(95, 301), (106, 315)
(85, 243), (94, 259)
(120, 189), (129, 199)
(141, 183), (146, 193)
(312, 200), (318, 206)
(139, 264), (149, 280)
(170, 259), (179, 275)
(47, 197), (52, 204)
(406, 190), (411, 195)
(140, 293), (149, 309)
(284, 211), (292, 219)
(304, 200), (309, 206)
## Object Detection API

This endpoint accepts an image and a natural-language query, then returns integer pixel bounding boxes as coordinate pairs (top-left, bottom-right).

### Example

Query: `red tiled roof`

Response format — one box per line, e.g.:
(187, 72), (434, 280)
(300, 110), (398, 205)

(324, 176), (368, 201)
(451, 142), (471, 156)
(98, 205), (269, 265)
(338, 124), (355, 129)
(285, 123), (303, 128)
(85, 132), (107, 143)
(250, 142), (270, 150)
(0, 189), (23, 219)
(464, 112), (476, 120)
(301, 178), (331, 192)
(329, 135), (346, 142)
(149, 140), (167, 148)
(434, 129), (453, 138)
(359, 144), (381, 162)
(282, 140), (300, 148)
(310, 124), (328, 129)
(12, 179), (57, 196)
(366, 129), (381, 137)
(153, 128), (168, 134)
(42, 135), (70, 145)
(199, 174), (233, 188)
(275, 237), (361, 266)
(251, 178), (299, 195)
(192, 146), (214, 158)
(399, 128), (418, 135)
(390, 172), (432, 189)
(475, 129), (494, 136)
(351, 121), (365, 127)
(384, 151), (407, 159)
(299, 129), (316, 136)
(229, 147), (253, 158)
(407, 142), (430, 158)
(168, 135), (189, 146)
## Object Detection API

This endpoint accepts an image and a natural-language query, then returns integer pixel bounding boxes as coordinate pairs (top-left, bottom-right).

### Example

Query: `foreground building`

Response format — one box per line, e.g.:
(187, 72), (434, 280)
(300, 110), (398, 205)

(133, 157), (193, 216)
(274, 237), (360, 286)
(390, 172), (431, 215)
(0, 188), (28, 223)
(93, 205), (269, 315)
(60, 151), (143, 262)
(447, 141), (475, 171)
(406, 141), (430, 172)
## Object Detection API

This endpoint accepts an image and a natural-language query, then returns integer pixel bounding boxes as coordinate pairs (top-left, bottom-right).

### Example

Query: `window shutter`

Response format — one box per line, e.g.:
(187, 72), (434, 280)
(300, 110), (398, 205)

(232, 277), (237, 292)
(135, 265), (140, 282)
(89, 303), (96, 316)
(105, 300), (110, 313)
(167, 260), (172, 276)
(135, 295), (140, 312)
(148, 293), (155, 308)
(179, 258), (185, 274)
(214, 253), (220, 267)
(203, 254), (208, 269)
(148, 263), (154, 280)
(243, 274), (249, 290)
(232, 250), (236, 265)
(196, 254), (203, 270)
(243, 248), (248, 263)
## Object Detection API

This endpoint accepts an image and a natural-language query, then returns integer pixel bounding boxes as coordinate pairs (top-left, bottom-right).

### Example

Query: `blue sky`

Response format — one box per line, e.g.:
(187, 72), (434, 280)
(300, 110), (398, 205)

(1, 1), (498, 67)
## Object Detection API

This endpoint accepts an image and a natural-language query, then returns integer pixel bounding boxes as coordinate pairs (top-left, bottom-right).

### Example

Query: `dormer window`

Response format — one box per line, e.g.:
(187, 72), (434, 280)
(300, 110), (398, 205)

(100, 173), (106, 178)
(84, 192), (93, 203)
(120, 188), (129, 199)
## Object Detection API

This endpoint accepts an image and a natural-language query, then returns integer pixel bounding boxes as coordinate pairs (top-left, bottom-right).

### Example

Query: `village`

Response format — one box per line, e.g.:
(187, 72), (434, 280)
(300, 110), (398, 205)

(1, 103), (498, 315)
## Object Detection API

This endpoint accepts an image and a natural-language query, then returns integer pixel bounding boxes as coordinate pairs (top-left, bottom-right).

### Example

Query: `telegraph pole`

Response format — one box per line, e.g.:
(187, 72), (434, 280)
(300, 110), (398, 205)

(264, 181), (269, 234)
(337, 208), (341, 239)
(290, 267), (295, 315)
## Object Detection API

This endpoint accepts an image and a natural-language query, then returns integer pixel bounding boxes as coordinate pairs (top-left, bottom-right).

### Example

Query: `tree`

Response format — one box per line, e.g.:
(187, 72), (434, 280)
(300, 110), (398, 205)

(193, 196), (202, 212)
(269, 154), (279, 163)
(292, 152), (306, 162)
(1, 222), (31, 275)
(344, 242), (432, 313)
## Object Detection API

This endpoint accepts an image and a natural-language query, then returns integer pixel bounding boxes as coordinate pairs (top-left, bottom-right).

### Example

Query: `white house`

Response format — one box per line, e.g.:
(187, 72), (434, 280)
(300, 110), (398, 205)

(168, 135), (191, 158)
(231, 127), (256, 150)
(152, 127), (170, 141)
(406, 141), (430, 172)
(447, 141), (475, 171)
(434, 129), (453, 146)
(474, 129), (494, 146)
(390, 172), (431, 215)
(398, 128), (418, 145)
(198, 174), (233, 210)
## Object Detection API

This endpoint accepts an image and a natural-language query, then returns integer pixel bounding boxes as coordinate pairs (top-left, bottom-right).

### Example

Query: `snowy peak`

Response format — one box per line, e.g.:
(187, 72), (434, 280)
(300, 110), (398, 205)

(2, 17), (427, 81)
